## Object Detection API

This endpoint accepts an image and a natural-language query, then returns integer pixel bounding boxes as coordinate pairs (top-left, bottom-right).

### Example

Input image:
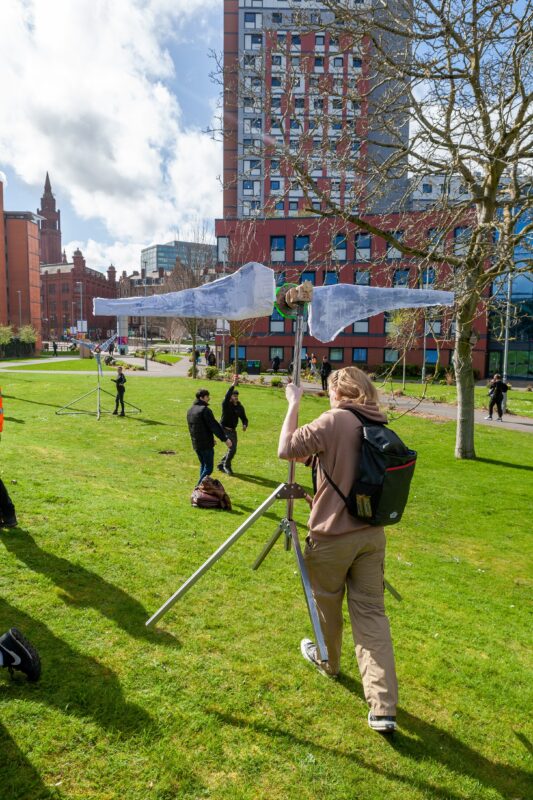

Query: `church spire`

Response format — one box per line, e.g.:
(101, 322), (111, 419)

(44, 171), (52, 194)
(38, 172), (62, 265)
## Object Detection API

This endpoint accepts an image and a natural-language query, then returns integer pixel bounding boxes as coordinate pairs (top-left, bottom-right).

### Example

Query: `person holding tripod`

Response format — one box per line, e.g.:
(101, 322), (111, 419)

(278, 366), (398, 733)
(485, 373), (509, 421)
(112, 366), (126, 416)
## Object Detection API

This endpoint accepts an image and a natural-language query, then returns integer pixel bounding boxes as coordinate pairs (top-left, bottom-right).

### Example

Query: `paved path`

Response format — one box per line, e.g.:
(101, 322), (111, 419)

(1, 356), (531, 432)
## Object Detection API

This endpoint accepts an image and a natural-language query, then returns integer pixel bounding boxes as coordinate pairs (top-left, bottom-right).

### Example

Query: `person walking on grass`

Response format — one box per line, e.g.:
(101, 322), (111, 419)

(52, 340), (58, 356)
(187, 389), (232, 485)
(217, 377), (248, 476)
(278, 366), (398, 734)
(485, 373), (509, 421)
(112, 366), (126, 416)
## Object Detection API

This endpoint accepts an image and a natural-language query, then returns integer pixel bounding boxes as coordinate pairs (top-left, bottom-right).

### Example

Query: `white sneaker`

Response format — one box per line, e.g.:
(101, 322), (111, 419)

(300, 639), (337, 678)
(484, 416), (493, 420)
(368, 711), (397, 733)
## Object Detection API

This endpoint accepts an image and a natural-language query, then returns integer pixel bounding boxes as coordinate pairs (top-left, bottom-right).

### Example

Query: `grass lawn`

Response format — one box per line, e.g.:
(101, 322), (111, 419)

(152, 354), (182, 365)
(0, 374), (531, 800)
(381, 380), (533, 418)
(12, 359), (116, 373)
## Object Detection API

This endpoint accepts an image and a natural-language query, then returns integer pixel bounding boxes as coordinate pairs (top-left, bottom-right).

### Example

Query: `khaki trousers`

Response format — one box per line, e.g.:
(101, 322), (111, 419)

(304, 528), (398, 716)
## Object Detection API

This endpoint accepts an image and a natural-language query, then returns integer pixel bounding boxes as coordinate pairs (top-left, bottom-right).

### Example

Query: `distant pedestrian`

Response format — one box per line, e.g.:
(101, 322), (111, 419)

(485, 373), (509, 421)
(108, 341), (115, 357)
(52, 340), (58, 356)
(272, 355), (281, 373)
(195, 349), (200, 365)
(112, 366), (127, 416)
(208, 352), (217, 367)
(187, 389), (232, 484)
(320, 356), (332, 391)
(310, 353), (318, 375)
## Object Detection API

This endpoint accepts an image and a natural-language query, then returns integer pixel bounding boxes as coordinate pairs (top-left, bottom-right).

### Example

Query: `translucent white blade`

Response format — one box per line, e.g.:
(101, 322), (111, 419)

(309, 284), (455, 342)
(93, 262), (276, 320)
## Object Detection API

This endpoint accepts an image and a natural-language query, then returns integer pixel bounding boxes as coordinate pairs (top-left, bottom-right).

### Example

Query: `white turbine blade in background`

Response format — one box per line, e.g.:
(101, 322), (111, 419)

(93, 262), (276, 320)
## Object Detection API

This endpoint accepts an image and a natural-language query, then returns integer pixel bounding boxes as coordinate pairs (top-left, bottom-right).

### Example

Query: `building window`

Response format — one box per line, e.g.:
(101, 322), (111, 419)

(315, 34), (325, 47)
(294, 97), (305, 110)
(288, 200), (299, 212)
(352, 56), (362, 69)
(270, 346), (284, 361)
(270, 235), (286, 261)
(314, 56), (324, 71)
(272, 76), (282, 88)
(354, 270), (370, 285)
(272, 12), (282, 24)
(300, 270), (316, 284)
(384, 312), (395, 334)
(329, 347), (343, 362)
(272, 54), (282, 67)
(333, 233), (347, 261)
(386, 231), (403, 260)
(333, 56), (344, 68)
(229, 345), (246, 360)
(353, 318), (369, 333)
(217, 237), (229, 263)
(294, 235), (310, 261)
(419, 267), (436, 287)
(270, 308), (285, 333)
(422, 183), (433, 193)
(352, 348), (368, 363)
(324, 271), (339, 285)
(393, 269), (410, 287)
(425, 349), (438, 364)
(274, 200), (284, 212)
(355, 233), (371, 261)
(384, 348), (399, 363)
(454, 226), (471, 256)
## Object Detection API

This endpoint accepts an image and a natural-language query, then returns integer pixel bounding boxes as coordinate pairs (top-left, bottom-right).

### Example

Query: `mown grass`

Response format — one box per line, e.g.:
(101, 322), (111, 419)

(0, 373), (531, 800)
(12, 359), (116, 373)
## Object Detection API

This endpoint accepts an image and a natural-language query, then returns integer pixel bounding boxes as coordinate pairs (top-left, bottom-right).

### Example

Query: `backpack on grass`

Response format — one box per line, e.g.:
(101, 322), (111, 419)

(191, 476), (232, 511)
(320, 409), (417, 527)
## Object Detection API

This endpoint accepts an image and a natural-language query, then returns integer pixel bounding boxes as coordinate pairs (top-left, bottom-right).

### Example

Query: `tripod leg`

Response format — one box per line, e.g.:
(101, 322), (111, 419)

(251, 523), (284, 570)
(288, 520), (329, 663)
(146, 483), (285, 627)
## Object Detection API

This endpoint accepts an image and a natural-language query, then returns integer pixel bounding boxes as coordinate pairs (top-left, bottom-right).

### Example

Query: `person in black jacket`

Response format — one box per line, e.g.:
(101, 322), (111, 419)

(112, 366), (127, 416)
(217, 378), (248, 476)
(485, 373), (509, 421)
(320, 356), (332, 391)
(187, 389), (232, 484)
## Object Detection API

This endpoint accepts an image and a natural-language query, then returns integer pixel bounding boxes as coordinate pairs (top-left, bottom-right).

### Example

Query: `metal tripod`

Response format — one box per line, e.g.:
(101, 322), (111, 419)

(145, 304), (329, 661)
(56, 370), (142, 421)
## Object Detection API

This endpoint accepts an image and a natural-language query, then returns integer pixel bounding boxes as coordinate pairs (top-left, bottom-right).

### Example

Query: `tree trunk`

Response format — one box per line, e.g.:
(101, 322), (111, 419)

(453, 300), (478, 459)
(191, 328), (197, 380)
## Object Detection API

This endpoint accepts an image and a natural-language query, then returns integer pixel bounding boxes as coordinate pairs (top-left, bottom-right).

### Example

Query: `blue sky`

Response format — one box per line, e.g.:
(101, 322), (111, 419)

(0, 0), (223, 272)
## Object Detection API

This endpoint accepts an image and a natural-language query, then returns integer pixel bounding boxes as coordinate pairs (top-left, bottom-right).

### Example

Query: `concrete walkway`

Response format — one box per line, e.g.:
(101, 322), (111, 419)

(1, 355), (531, 432)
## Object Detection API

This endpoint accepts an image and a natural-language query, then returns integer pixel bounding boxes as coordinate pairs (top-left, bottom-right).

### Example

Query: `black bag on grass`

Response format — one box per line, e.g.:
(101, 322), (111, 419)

(320, 409), (417, 527)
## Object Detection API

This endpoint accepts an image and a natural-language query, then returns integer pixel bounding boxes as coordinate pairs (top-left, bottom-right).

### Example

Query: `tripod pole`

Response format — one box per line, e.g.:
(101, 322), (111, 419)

(146, 483), (284, 627)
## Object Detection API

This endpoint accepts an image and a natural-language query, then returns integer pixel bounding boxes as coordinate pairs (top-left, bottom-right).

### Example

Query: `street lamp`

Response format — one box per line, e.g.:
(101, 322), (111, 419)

(17, 290), (22, 329)
(142, 262), (148, 372)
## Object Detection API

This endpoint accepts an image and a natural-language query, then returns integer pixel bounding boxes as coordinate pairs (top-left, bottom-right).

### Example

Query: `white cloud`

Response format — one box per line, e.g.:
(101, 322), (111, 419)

(0, 0), (222, 267)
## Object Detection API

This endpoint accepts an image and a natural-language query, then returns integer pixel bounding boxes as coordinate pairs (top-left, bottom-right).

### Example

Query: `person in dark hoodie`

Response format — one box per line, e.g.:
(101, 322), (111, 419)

(187, 389), (232, 485)
(217, 377), (248, 476)
(278, 366), (398, 734)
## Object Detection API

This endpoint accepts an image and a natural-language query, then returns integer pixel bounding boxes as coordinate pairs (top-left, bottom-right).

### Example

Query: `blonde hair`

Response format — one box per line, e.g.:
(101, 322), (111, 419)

(329, 367), (378, 405)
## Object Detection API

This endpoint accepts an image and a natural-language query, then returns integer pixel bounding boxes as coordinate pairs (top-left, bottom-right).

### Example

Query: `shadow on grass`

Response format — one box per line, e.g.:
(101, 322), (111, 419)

(0, 719), (59, 800)
(3, 416), (25, 424)
(476, 457), (533, 471)
(1, 394), (64, 410)
(1, 531), (179, 649)
(0, 600), (154, 739)
(232, 473), (284, 489)
(209, 705), (532, 800)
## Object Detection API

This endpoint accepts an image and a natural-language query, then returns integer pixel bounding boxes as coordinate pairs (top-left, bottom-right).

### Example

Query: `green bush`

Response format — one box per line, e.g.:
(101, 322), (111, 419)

(205, 366), (219, 380)
(271, 376), (283, 388)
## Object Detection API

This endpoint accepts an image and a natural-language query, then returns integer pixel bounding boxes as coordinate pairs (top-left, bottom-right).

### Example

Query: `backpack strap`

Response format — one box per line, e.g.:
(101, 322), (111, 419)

(316, 407), (385, 508)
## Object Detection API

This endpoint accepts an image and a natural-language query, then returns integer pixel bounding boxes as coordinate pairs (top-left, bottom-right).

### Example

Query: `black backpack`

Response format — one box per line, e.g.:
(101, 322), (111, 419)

(319, 409), (417, 527)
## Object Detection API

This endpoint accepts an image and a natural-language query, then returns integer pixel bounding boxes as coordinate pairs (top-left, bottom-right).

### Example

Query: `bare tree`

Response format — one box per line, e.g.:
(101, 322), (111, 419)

(228, 317), (258, 374)
(226, 0), (532, 458)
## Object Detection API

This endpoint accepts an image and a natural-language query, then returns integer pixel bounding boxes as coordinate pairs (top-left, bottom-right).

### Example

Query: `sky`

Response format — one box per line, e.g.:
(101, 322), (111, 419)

(0, 0), (223, 273)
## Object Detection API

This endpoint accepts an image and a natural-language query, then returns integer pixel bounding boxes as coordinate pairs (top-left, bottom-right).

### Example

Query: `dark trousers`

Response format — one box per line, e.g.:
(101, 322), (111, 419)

(114, 388), (125, 414)
(219, 428), (237, 470)
(196, 448), (214, 484)
(321, 374), (329, 391)
(0, 479), (15, 521)
(489, 396), (503, 418)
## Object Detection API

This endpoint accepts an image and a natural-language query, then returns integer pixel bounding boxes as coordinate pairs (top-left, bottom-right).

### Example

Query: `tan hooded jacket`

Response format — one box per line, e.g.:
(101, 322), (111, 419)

(284, 400), (387, 537)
